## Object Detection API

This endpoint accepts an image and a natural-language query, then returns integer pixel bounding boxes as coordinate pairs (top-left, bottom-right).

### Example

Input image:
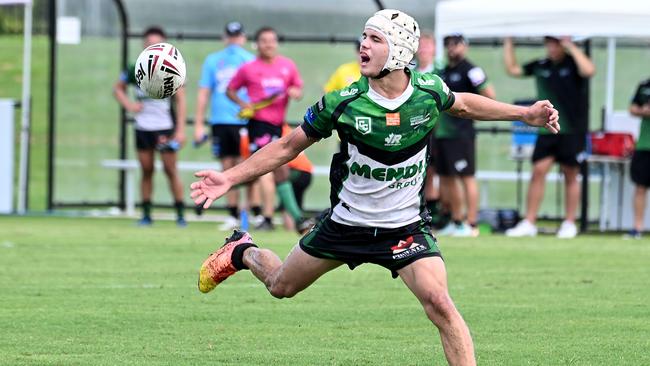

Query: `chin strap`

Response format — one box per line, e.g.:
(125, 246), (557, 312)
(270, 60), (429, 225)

(374, 68), (391, 79)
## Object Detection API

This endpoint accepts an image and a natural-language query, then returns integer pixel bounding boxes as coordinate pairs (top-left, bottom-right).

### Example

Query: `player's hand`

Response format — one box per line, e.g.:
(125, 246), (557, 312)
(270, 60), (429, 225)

(190, 170), (232, 209)
(194, 125), (204, 144)
(127, 102), (143, 113)
(523, 100), (560, 134)
(287, 86), (302, 100)
(173, 131), (186, 146)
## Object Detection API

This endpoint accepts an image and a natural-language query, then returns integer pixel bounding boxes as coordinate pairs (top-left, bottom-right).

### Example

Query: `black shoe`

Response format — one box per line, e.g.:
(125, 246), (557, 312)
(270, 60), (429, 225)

(254, 220), (275, 231)
(296, 217), (315, 235)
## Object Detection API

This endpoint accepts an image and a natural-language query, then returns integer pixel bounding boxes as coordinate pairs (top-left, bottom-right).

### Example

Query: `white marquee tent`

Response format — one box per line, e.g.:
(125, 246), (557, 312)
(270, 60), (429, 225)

(435, 0), (650, 131)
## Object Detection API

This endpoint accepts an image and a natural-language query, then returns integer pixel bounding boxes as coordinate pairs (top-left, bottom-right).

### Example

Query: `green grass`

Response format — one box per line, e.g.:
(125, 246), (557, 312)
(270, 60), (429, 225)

(1, 216), (649, 365)
(2, 35), (650, 216)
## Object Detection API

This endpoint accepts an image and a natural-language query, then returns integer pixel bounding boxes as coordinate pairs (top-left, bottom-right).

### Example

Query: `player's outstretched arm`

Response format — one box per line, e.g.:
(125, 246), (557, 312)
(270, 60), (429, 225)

(190, 127), (317, 209)
(448, 92), (560, 133)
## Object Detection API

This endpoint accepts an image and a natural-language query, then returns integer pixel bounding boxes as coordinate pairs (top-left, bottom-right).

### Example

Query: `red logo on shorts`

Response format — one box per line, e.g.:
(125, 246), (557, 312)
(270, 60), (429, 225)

(391, 236), (418, 254)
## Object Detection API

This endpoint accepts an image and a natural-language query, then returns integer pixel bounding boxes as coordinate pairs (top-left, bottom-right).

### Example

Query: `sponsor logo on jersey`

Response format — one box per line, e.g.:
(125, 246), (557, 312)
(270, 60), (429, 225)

(386, 112), (400, 126)
(417, 77), (436, 86)
(409, 112), (430, 127)
(340, 88), (358, 97)
(355, 116), (372, 135)
(391, 236), (427, 259)
(317, 96), (326, 112)
(348, 160), (425, 182)
(384, 133), (402, 146)
(304, 106), (316, 124)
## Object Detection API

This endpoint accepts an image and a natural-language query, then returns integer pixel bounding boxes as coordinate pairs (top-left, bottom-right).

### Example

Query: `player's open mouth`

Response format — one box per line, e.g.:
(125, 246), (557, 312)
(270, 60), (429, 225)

(360, 54), (370, 66)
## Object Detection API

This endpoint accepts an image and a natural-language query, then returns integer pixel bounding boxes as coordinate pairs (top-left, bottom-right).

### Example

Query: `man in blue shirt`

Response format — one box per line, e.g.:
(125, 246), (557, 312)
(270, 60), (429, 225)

(194, 21), (255, 229)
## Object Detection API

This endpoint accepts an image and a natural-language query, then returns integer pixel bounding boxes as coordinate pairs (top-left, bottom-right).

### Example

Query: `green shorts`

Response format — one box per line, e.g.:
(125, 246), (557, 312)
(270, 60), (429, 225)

(299, 210), (442, 278)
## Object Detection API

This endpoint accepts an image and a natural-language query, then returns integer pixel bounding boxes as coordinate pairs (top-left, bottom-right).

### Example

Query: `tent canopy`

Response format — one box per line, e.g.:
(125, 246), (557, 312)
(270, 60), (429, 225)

(435, 0), (650, 39)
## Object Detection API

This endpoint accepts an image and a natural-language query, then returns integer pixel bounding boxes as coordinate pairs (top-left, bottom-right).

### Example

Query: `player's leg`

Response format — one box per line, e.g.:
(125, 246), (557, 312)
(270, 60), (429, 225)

(274, 163), (304, 224)
(242, 244), (342, 298)
(458, 137), (478, 236)
(398, 257), (476, 366)
(630, 151), (650, 234)
(258, 173), (276, 229)
(633, 185), (647, 233)
(438, 176), (463, 235)
(219, 125), (243, 227)
(559, 164), (580, 223)
(198, 229), (343, 297)
(160, 149), (185, 225)
(221, 155), (241, 228)
(135, 130), (155, 224)
(525, 156), (554, 223)
(460, 175), (479, 231)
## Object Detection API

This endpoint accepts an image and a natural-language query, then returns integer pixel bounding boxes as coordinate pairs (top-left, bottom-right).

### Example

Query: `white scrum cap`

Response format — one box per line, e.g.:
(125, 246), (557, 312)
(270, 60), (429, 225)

(364, 9), (420, 72)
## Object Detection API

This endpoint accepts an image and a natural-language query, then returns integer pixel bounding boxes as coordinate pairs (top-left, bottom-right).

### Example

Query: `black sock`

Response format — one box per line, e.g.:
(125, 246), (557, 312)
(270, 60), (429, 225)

(174, 201), (184, 219)
(251, 206), (261, 217)
(231, 243), (258, 270)
(453, 220), (463, 227)
(227, 205), (238, 219)
(264, 217), (273, 224)
(469, 222), (477, 228)
(142, 200), (152, 219)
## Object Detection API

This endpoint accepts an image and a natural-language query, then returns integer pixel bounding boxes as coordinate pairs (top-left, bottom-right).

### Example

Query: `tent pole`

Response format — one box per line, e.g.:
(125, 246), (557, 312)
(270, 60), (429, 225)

(604, 37), (616, 128)
(17, 0), (33, 214)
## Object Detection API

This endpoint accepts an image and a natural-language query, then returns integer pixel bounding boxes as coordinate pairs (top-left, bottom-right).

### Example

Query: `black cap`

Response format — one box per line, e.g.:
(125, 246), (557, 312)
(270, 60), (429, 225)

(225, 21), (244, 36)
(443, 33), (466, 45)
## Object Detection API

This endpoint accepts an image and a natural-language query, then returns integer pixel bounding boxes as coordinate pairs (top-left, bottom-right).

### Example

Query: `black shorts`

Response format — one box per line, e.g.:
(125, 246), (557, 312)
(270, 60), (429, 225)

(435, 137), (476, 176)
(631, 150), (650, 187)
(299, 211), (442, 278)
(532, 133), (587, 166)
(135, 129), (174, 151)
(248, 119), (282, 153)
(211, 124), (244, 158)
(290, 169), (312, 210)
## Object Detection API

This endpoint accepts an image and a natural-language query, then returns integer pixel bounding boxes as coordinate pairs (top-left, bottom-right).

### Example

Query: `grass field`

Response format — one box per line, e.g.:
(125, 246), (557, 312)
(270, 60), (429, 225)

(1, 216), (649, 365)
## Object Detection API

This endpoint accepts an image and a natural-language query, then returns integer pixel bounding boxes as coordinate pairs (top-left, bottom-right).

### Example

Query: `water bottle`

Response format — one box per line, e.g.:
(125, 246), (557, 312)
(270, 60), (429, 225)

(239, 209), (249, 231)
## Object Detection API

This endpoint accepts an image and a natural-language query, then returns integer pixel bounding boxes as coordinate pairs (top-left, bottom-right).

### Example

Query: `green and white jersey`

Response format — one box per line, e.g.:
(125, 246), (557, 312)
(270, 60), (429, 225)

(121, 62), (174, 131)
(301, 69), (455, 228)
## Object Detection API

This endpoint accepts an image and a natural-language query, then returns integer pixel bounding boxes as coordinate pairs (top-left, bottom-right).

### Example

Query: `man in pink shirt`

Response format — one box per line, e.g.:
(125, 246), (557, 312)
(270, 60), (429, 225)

(227, 26), (311, 233)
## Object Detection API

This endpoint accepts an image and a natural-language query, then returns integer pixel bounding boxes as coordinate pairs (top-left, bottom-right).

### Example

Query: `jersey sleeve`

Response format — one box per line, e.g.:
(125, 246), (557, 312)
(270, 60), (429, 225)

(300, 94), (337, 140)
(120, 63), (137, 85)
(198, 56), (215, 89)
(522, 60), (538, 77)
(467, 66), (489, 90)
(632, 82), (646, 106)
(430, 74), (455, 111)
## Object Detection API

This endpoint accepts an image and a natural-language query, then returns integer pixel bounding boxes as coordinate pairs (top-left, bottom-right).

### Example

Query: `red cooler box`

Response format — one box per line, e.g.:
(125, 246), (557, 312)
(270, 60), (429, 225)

(589, 132), (635, 158)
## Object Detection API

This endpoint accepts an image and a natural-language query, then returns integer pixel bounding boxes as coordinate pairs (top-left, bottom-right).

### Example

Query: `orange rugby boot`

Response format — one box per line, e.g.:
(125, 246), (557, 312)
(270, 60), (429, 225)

(198, 230), (256, 293)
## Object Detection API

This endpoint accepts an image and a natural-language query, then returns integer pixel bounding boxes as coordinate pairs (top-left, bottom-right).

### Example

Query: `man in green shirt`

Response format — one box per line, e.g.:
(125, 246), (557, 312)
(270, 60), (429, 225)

(503, 36), (595, 239)
(627, 79), (650, 239)
(191, 10), (559, 365)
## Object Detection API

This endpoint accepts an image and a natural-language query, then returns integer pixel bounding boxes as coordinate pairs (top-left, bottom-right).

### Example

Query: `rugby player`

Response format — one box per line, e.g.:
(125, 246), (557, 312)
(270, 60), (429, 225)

(192, 10), (559, 365)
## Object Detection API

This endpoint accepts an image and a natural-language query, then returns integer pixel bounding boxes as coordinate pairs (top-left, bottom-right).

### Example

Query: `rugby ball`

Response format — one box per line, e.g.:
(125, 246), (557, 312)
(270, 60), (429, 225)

(134, 42), (186, 99)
